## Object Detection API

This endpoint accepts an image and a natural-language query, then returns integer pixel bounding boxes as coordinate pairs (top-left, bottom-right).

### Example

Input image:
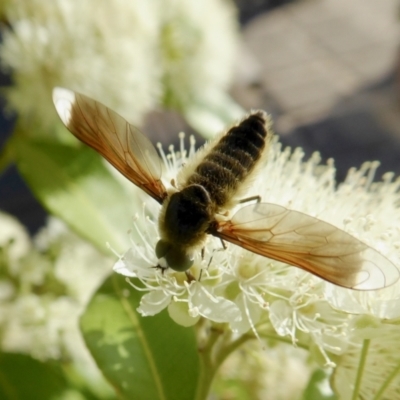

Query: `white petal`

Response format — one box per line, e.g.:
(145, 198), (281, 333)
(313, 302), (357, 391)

(324, 285), (368, 315)
(230, 293), (262, 335)
(115, 247), (156, 279)
(137, 291), (171, 316)
(269, 300), (293, 337)
(325, 284), (400, 319)
(190, 283), (241, 324)
(113, 259), (137, 278)
(168, 301), (200, 327)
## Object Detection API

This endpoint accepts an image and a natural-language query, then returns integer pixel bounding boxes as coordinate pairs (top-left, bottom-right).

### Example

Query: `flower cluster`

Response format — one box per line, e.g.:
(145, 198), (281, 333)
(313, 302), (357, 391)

(0, 0), (238, 133)
(115, 131), (400, 395)
(0, 213), (113, 394)
(213, 340), (312, 400)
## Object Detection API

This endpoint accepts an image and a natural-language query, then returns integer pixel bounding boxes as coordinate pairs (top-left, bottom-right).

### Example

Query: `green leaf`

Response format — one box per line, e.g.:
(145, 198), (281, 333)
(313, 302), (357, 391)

(0, 352), (68, 400)
(80, 274), (200, 400)
(301, 369), (338, 400)
(13, 139), (135, 254)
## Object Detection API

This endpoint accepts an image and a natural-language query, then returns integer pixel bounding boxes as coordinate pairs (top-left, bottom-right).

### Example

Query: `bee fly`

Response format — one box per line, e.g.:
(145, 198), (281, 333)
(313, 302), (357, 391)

(156, 110), (268, 272)
(53, 87), (399, 290)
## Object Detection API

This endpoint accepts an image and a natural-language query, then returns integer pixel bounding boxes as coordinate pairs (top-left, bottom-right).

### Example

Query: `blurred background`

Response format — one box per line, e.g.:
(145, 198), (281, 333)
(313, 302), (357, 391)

(1, 0), (400, 234)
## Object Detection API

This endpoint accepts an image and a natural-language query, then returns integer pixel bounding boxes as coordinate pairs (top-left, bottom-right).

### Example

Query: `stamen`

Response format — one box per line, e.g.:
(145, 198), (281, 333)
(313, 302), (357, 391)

(168, 144), (177, 169)
(189, 135), (196, 158)
(179, 132), (186, 161)
(156, 142), (168, 166)
(106, 242), (122, 258)
(243, 295), (262, 342)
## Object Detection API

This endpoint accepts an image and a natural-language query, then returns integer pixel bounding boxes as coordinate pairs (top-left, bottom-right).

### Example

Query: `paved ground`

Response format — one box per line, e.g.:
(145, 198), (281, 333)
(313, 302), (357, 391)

(236, 0), (400, 133)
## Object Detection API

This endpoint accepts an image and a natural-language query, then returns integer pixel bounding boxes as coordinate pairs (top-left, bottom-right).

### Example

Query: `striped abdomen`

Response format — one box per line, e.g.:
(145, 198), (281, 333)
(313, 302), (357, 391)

(187, 111), (269, 207)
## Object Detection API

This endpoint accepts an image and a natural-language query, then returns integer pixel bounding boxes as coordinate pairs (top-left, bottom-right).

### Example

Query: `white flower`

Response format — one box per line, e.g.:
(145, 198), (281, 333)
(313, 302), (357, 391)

(0, 211), (31, 269)
(158, 0), (238, 111)
(115, 228), (241, 327)
(2, 294), (74, 359)
(0, 0), (239, 135)
(213, 341), (312, 400)
(115, 132), (400, 374)
(0, 0), (160, 131)
(0, 215), (113, 392)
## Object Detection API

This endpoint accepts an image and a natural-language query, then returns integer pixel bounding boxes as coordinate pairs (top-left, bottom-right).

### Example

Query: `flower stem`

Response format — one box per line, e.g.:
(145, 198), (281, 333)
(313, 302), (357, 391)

(213, 333), (251, 370)
(193, 328), (220, 400)
(194, 354), (215, 400)
(259, 332), (309, 351)
(193, 325), (252, 400)
(352, 339), (370, 400)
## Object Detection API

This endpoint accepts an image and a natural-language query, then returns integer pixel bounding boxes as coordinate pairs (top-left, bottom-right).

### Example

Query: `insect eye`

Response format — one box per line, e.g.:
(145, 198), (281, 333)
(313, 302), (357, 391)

(166, 249), (194, 272)
(155, 240), (194, 272)
(155, 240), (171, 259)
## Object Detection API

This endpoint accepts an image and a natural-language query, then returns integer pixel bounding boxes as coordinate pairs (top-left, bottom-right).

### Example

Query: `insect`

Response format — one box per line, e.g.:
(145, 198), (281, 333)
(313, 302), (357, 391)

(52, 87), (399, 290)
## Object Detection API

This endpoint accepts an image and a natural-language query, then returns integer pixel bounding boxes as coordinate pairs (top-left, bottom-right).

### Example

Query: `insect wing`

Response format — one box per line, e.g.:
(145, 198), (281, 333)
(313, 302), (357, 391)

(53, 87), (167, 203)
(215, 203), (399, 290)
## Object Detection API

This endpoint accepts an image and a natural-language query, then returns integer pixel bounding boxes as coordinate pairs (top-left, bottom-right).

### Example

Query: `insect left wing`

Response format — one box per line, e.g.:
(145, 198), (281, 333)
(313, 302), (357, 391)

(214, 203), (399, 290)
(53, 87), (167, 203)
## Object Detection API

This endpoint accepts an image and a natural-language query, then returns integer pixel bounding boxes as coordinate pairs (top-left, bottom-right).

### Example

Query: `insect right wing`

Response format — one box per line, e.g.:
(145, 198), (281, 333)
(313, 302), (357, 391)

(53, 87), (167, 203)
(214, 203), (399, 290)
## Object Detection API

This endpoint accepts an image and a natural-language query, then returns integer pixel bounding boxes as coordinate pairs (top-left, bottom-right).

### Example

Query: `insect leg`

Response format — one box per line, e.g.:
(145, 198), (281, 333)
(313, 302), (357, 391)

(238, 195), (261, 204)
(220, 238), (227, 249)
(152, 264), (168, 274)
(185, 270), (196, 283)
(207, 239), (226, 268)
